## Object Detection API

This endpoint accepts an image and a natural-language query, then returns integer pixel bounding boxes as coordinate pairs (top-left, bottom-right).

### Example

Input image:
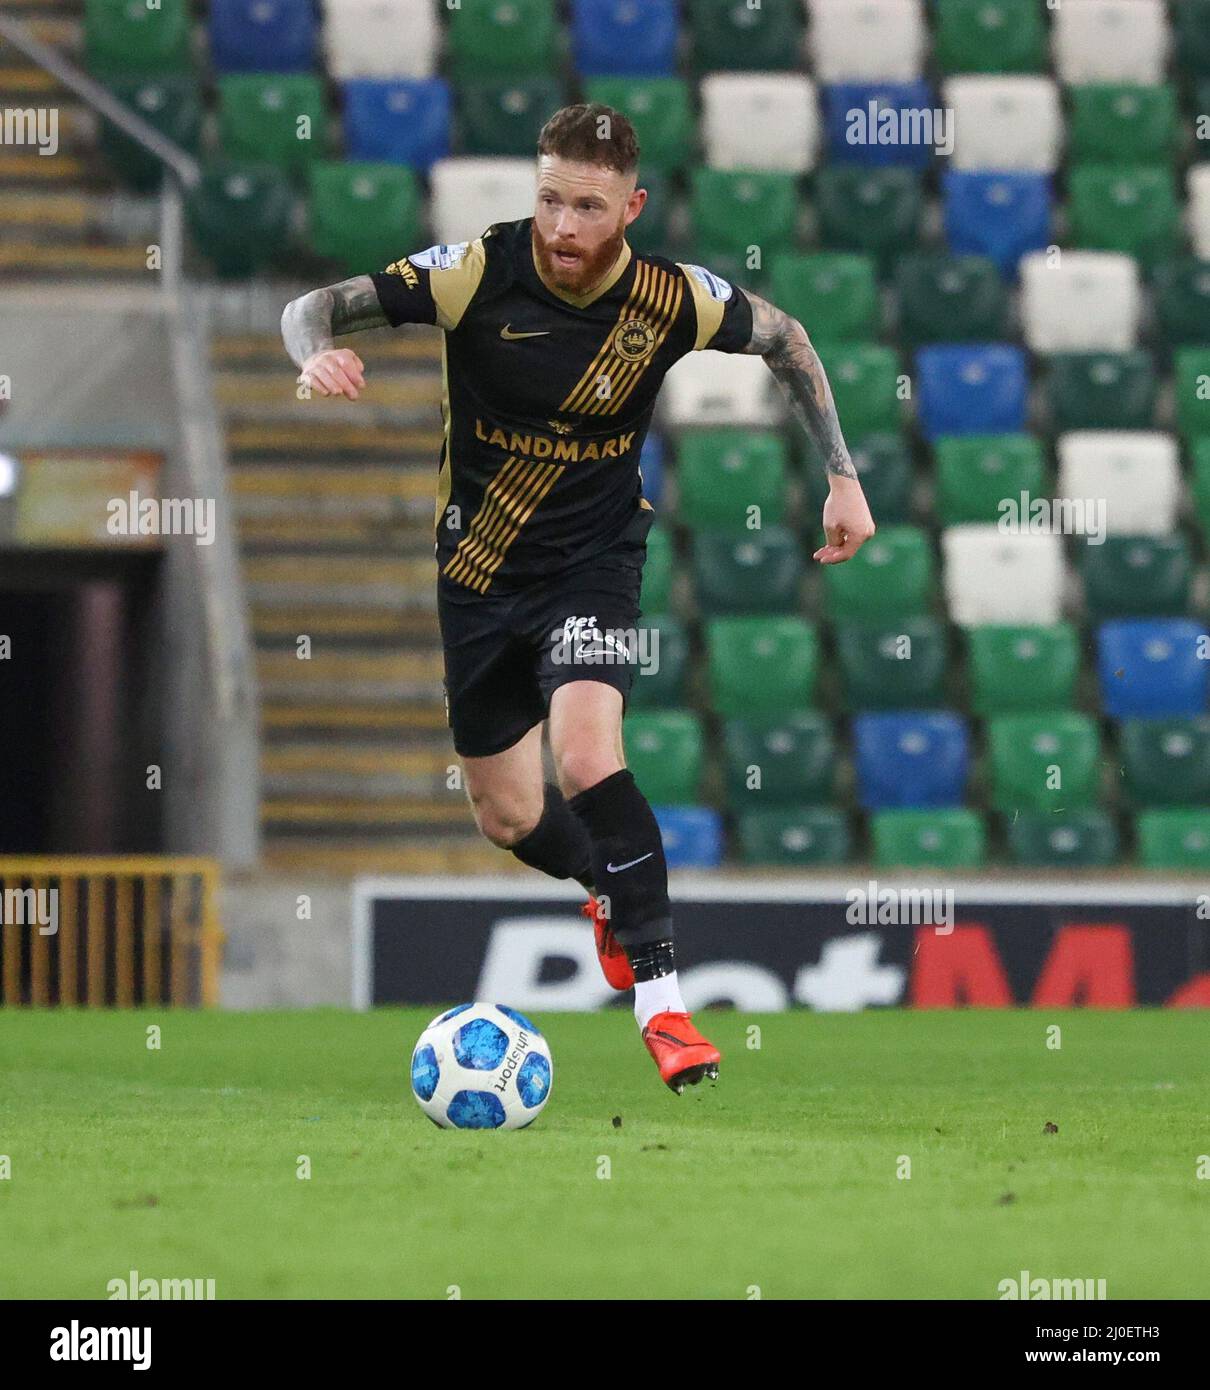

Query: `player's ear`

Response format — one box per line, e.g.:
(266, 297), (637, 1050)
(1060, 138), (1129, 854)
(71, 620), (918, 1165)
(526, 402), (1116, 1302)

(624, 184), (647, 228)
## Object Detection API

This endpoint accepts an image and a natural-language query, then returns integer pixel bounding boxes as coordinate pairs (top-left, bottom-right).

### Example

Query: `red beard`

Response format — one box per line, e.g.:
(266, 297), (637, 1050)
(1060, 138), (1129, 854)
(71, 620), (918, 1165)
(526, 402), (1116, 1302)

(532, 218), (626, 296)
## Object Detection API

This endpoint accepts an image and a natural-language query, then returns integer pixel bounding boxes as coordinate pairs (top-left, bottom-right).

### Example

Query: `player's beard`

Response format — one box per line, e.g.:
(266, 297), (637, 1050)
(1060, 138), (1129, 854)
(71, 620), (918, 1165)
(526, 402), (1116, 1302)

(532, 216), (626, 297)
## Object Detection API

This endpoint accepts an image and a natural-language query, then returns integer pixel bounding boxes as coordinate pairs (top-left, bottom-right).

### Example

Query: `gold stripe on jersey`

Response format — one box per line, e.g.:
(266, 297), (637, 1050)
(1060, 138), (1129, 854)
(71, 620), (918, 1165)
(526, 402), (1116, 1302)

(677, 261), (727, 350)
(442, 454), (565, 593)
(430, 238), (487, 331)
(592, 265), (683, 416)
(433, 336), (453, 533)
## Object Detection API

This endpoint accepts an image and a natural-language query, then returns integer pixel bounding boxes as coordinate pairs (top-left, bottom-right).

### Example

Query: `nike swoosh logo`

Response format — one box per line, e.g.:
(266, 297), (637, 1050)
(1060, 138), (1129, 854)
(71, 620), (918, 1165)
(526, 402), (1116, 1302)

(500, 324), (550, 340)
(606, 852), (654, 873)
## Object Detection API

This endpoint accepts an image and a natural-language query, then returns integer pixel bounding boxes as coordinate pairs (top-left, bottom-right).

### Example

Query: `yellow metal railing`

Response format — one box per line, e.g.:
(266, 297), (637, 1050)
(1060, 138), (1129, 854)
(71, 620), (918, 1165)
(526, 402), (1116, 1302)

(0, 858), (222, 1007)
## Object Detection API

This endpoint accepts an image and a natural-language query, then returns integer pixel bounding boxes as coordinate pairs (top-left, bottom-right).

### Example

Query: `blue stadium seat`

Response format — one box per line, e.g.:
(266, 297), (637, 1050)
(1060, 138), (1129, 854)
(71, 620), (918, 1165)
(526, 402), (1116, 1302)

(852, 712), (970, 810)
(943, 171), (1053, 277)
(822, 82), (936, 169)
(915, 345), (1028, 441)
(639, 433), (665, 508)
(342, 79), (451, 169)
(209, 0), (316, 74)
(571, 0), (679, 76)
(1097, 620), (1210, 719)
(654, 806), (724, 868)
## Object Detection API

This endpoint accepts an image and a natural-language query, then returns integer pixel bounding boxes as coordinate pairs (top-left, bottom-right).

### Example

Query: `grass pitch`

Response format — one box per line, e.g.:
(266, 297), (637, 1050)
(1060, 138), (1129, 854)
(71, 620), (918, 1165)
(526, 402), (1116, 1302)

(2, 1007), (1207, 1300)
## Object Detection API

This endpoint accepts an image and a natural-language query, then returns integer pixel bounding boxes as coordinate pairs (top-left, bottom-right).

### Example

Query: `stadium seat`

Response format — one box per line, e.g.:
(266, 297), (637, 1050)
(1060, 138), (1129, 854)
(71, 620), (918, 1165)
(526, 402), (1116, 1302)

(914, 345), (1028, 441)
(942, 171), (1053, 277)
(722, 711), (835, 806)
(821, 82), (937, 169)
(1176, 1), (1210, 77)
(934, 435), (1045, 527)
(640, 526), (674, 612)
(1068, 85), (1178, 167)
(624, 170), (671, 255)
(446, 0), (557, 76)
(1019, 251), (1141, 353)
(99, 75), (203, 192)
(85, 0), (192, 76)
(639, 434), (665, 507)
(823, 525), (933, 620)
(943, 76), (1062, 172)
(1007, 810), (1120, 868)
(689, 170), (799, 262)
(737, 806), (851, 866)
(1153, 260), (1210, 347)
(342, 79), (452, 169)
(1045, 353), (1157, 433)
(815, 167), (923, 269)
(571, 0), (679, 76)
(583, 78), (694, 173)
(428, 158), (536, 244)
(706, 617), (819, 717)
(852, 711), (970, 809)
(934, 0), (1046, 75)
(627, 614), (689, 709)
(1068, 166), (1180, 269)
(690, 0), (804, 71)
(654, 806), (723, 868)
(809, 0), (926, 83)
(825, 345), (904, 440)
(1080, 536), (1193, 620)
(459, 79), (565, 158)
(1190, 166), (1210, 262)
(692, 529), (803, 615)
(218, 75), (327, 175)
(1136, 810), (1210, 870)
(208, 0), (316, 73)
(1120, 718), (1210, 808)
(942, 527), (1064, 626)
(987, 713), (1102, 814)
(623, 710), (704, 804)
(186, 162), (294, 276)
(701, 74), (819, 173)
(1174, 348), (1210, 443)
(308, 162), (421, 274)
(871, 808), (986, 868)
(835, 616), (948, 710)
(1096, 619), (1210, 718)
(1193, 441), (1210, 540)
(663, 354), (780, 430)
(768, 253), (878, 347)
(805, 433), (913, 525)
(1053, 0), (1169, 87)
(895, 255), (1008, 345)
(1056, 431), (1180, 536)
(967, 624), (1080, 715)
(323, 0), (439, 80)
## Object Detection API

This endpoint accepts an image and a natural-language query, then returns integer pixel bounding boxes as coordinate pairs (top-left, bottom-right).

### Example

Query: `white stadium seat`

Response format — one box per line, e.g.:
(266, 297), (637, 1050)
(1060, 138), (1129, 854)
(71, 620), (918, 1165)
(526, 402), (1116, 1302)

(1056, 433), (1181, 538)
(943, 76), (1062, 173)
(1052, 0), (1169, 87)
(700, 74), (819, 174)
(1019, 251), (1141, 354)
(808, 0), (926, 83)
(428, 158), (536, 246)
(1189, 165), (1210, 262)
(662, 354), (780, 430)
(942, 527), (1065, 627)
(323, 0), (439, 80)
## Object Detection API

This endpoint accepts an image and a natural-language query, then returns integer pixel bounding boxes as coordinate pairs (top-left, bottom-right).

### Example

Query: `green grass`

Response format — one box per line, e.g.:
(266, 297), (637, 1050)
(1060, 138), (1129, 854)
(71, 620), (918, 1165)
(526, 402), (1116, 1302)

(1, 1008), (1208, 1299)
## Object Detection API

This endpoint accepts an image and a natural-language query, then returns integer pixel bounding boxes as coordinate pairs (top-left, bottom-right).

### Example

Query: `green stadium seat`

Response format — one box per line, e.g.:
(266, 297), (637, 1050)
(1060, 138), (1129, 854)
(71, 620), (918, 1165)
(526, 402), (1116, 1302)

(967, 624), (1079, 715)
(1080, 536), (1192, 620)
(987, 713), (1102, 814)
(706, 617), (818, 717)
(690, 0), (802, 71)
(446, 0), (558, 76)
(459, 78), (564, 157)
(871, 809), (987, 869)
(816, 167), (923, 271)
(935, 0), (1046, 74)
(99, 74), (202, 192)
(1192, 440), (1210, 539)
(218, 75), (328, 176)
(1068, 166), (1180, 268)
(722, 711), (835, 806)
(1174, 348), (1210, 443)
(309, 163), (421, 275)
(1006, 810), (1120, 867)
(623, 710), (703, 804)
(934, 435), (1045, 527)
(692, 528), (803, 615)
(1153, 260), (1210, 346)
(582, 78), (694, 173)
(675, 431), (788, 532)
(768, 253), (879, 347)
(627, 614), (690, 710)
(823, 345), (903, 441)
(85, 0), (192, 76)
(1136, 810), (1210, 870)
(1068, 85), (1178, 167)
(639, 525), (675, 613)
(805, 433), (913, 525)
(822, 525), (933, 621)
(737, 806), (851, 866)
(1120, 718), (1210, 807)
(626, 171), (671, 255)
(689, 169), (799, 262)
(186, 162), (294, 277)
(1045, 352), (1157, 433)
(1175, 0), (1210, 79)
(894, 254), (1008, 346)
(835, 616), (948, 711)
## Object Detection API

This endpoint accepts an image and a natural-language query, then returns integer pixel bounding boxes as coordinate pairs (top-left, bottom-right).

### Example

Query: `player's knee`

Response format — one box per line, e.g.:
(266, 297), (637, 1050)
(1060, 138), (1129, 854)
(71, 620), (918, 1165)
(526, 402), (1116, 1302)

(556, 747), (624, 800)
(469, 792), (541, 849)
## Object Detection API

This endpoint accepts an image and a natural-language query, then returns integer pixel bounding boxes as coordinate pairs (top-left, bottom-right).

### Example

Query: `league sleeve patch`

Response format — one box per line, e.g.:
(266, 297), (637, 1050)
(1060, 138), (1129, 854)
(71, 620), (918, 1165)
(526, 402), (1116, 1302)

(408, 242), (471, 272)
(684, 263), (733, 302)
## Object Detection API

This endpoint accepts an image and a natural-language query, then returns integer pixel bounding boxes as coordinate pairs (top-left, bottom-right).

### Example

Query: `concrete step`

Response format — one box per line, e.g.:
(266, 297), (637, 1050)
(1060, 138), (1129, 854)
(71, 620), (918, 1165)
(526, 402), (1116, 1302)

(227, 421), (444, 458)
(262, 795), (472, 829)
(0, 239), (149, 274)
(261, 742), (457, 798)
(215, 372), (439, 415)
(260, 838), (514, 876)
(213, 330), (440, 368)
(243, 552), (435, 607)
(251, 606), (439, 642)
(262, 702), (447, 734)
(256, 647), (444, 701)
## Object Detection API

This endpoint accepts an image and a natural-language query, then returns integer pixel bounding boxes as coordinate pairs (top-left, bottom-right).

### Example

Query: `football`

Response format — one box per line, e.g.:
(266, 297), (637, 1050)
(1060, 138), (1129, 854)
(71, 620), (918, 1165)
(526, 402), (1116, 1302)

(410, 1002), (553, 1130)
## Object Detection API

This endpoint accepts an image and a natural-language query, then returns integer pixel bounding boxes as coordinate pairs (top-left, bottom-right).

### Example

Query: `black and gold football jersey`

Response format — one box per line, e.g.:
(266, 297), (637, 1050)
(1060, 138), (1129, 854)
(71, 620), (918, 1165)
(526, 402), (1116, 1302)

(369, 216), (753, 596)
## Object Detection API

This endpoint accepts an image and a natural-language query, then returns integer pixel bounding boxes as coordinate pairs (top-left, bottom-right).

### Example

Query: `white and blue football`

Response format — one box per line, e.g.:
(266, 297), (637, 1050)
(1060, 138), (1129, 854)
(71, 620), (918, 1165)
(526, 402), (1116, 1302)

(410, 1002), (553, 1130)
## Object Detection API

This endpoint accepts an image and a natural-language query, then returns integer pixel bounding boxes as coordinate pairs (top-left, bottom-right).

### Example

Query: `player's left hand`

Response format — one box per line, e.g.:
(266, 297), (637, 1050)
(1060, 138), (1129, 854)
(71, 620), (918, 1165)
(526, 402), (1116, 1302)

(814, 474), (876, 565)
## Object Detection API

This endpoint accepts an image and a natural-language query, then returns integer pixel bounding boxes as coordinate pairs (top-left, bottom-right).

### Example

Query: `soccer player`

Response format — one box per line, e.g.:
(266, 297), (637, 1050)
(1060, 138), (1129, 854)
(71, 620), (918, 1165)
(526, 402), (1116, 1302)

(281, 104), (875, 1093)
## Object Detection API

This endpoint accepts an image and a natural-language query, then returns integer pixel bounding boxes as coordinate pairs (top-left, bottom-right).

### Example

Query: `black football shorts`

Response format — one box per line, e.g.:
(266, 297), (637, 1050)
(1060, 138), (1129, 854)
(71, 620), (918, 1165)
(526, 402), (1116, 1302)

(438, 509), (653, 758)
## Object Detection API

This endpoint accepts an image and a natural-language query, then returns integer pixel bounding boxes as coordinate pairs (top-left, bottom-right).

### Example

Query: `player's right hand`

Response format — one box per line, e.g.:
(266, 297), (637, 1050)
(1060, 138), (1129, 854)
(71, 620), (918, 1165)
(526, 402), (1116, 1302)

(298, 348), (366, 400)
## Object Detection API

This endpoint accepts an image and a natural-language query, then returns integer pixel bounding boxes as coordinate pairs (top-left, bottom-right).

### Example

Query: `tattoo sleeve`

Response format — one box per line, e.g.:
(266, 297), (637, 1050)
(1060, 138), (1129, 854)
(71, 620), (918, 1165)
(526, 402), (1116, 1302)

(280, 275), (389, 369)
(741, 290), (858, 480)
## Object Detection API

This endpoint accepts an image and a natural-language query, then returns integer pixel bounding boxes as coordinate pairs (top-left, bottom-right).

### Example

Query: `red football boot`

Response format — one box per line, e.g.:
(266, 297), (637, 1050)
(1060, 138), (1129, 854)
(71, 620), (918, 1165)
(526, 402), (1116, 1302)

(582, 895), (634, 991)
(641, 1010), (722, 1094)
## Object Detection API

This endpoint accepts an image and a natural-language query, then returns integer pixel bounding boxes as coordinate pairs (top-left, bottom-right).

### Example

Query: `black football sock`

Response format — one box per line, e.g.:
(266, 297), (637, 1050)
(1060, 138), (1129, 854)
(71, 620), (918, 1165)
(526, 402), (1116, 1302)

(509, 782), (595, 893)
(567, 769), (672, 950)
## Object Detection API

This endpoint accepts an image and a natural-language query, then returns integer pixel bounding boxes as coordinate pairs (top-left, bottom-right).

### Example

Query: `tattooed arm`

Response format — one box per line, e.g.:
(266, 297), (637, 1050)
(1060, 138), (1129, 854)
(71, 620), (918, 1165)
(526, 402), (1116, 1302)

(281, 275), (388, 400)
(742, 289), (875, 563)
